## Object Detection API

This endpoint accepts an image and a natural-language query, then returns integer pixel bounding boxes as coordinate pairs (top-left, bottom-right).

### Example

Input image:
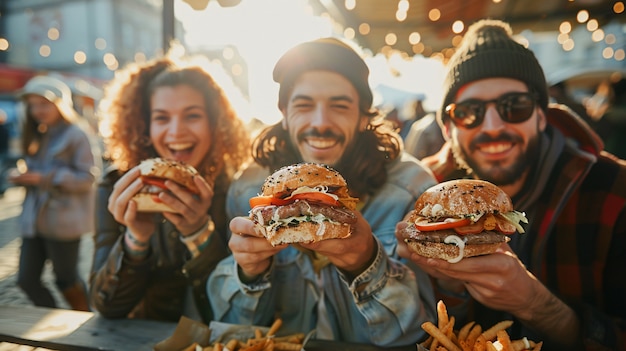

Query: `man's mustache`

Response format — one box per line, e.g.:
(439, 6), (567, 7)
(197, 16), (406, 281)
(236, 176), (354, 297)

(297, 129), (344, 142)
(469, 132), (522, 151)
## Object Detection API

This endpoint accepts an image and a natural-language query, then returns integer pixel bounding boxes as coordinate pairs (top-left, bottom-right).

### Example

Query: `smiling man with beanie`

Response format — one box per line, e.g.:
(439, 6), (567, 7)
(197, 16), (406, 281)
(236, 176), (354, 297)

(207, 37), (438, 347)
(396, 19), (626, 350)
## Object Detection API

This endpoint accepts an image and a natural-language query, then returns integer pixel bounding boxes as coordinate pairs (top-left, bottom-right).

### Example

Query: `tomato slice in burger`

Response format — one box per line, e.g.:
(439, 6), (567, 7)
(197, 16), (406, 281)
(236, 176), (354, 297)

(142, 176), (168, 189)
(249, 195), (275, 208)
(249, 192), (339, 209)
(414, 218), (471, 231)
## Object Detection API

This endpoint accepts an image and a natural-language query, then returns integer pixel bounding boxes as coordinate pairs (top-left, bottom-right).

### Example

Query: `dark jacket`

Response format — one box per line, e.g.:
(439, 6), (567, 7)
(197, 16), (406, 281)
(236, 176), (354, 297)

(422, 105), (626, 351)
(89, 167), (230, 324)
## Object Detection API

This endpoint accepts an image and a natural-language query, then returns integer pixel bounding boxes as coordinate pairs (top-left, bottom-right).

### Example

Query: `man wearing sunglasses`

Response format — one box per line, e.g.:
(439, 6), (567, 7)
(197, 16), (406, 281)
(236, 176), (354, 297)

(396, 19), (626, 350)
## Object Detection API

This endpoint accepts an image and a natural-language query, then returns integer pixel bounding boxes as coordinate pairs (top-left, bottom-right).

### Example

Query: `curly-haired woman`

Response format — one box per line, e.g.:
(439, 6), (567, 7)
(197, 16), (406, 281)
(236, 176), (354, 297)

(90, 54), (250, 323)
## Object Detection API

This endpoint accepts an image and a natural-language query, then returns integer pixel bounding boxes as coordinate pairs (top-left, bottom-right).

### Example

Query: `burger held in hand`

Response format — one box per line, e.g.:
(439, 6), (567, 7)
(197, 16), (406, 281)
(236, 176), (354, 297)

(249, 163), (359, 246)
(134, 157), (200, 213)
(400, 179), (527, 263)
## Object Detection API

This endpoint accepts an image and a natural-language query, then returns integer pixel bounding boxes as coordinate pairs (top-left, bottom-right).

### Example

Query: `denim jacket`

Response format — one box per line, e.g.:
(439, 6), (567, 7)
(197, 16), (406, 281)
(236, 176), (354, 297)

(207, 153), (438, 347)
(19, 121), (99, 240)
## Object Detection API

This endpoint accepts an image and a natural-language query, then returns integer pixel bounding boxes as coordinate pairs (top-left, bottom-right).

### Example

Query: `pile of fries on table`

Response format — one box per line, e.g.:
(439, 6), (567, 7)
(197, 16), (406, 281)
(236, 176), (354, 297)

(420, 301), (542, 351)
(183, 318), (305, 351)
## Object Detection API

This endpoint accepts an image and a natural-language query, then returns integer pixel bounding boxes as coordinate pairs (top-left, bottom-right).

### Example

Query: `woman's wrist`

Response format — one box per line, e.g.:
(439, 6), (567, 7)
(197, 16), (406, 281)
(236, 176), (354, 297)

(124, 229), (149, 258)
(180, 216), (214, 257)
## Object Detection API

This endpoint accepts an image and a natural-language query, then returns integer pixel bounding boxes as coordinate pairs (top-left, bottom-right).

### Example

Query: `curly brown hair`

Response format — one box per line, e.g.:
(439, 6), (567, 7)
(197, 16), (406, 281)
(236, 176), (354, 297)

(252, 114), (401, 197)
(99, 55), (250, 189)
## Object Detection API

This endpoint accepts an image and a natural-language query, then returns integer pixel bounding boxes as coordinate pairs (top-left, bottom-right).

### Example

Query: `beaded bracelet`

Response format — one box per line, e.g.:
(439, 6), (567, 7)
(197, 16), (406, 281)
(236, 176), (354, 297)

(125, 229), (149, 248)
(123, 230), (149, 258)
(180, 217), (214, 257)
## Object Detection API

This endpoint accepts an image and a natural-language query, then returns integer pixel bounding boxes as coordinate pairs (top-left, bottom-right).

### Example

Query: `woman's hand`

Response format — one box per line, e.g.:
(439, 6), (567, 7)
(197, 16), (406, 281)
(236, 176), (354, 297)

(159, 175), (214, 236)
(108, 168), (156, 242)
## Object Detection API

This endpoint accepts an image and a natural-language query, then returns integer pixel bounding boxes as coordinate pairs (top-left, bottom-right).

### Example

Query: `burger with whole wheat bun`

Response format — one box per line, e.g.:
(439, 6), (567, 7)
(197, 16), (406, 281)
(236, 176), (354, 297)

(400, 179), (528, 263)
(248, 163), (359, 246)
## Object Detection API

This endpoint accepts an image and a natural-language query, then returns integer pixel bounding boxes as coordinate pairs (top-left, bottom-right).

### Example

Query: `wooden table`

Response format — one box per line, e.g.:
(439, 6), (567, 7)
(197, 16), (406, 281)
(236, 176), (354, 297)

(0, 305), (178, 351)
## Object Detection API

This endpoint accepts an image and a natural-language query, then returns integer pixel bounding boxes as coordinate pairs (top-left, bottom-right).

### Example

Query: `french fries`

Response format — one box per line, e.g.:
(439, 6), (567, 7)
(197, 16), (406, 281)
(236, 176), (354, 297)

(420, 301), (542, 351)
(177, 318), (305, 351)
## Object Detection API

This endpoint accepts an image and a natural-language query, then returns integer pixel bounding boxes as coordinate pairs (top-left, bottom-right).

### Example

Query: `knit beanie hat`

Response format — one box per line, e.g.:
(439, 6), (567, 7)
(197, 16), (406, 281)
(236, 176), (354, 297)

(273, 37), (373, 113)
(438, 19), (548, 127)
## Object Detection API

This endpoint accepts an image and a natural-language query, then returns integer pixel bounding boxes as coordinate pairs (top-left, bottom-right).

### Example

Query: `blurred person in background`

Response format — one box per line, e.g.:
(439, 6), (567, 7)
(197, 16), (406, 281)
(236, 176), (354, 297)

(548, 80), (591, 124)
(396, 19), (626, 350)
(398, 97), (428, 140)
(591, 77), (626, 159)
(10, 75), (100, 311)
(90, 53), (250, 323)
(208, 37), (437, 347)
(403, 110), (445, 160)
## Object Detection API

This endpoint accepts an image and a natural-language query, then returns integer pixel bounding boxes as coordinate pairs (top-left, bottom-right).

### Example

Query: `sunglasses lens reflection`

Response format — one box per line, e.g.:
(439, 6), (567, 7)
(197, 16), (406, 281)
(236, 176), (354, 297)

(446, 92), (536, 129)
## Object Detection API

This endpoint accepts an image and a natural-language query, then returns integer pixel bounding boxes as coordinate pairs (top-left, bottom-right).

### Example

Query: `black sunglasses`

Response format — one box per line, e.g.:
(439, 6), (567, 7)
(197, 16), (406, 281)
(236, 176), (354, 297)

(444, 92), (538, 129)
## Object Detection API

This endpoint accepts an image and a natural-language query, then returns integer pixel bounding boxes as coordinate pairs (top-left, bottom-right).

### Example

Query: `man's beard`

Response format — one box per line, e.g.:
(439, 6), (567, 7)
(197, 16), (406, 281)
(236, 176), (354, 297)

(451, 131), (541, 186)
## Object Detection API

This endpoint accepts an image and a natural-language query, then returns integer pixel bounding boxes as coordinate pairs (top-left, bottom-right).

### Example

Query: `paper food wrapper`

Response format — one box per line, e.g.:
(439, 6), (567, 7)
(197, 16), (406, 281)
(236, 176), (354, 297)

(154, 316), (212, 351)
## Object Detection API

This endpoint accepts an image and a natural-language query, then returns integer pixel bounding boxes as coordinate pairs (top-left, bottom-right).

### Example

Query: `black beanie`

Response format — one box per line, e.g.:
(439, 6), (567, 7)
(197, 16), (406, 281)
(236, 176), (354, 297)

(273, 37), (373, 113)
(438, 19), (549, 128)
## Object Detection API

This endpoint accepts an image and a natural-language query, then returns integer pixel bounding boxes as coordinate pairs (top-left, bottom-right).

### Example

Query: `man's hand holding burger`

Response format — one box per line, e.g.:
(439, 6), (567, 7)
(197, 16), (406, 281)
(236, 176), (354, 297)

(297, 210), (376, 280)
(395, 179), (581, 347)
(232, 163), (376, 282)
(230, 208), (376, 283)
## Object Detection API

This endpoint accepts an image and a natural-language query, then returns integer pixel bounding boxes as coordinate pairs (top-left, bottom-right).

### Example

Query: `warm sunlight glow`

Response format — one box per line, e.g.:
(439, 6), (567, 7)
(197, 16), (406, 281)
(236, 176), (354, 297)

(385, 33), (398, 45)
(95, 38), (107, 50)
(395, 9), (407, 22)
(562, 38), (575, 51)
(344, 27), (355, 39)
(592, 29), (605, 42)
(48, 27), (60, 40)
(398, 0), (409, 12)
(605, 34), (616, 45)
(24, 310), (93, 340)
(134, 52), (147, 63)
(408, 32), (421, 45)
(452, 21), (464, 34)
(39, 45), (51, 57)
(428, 8), (441, 21)
(74, 51), (87, 64)
(359, 23), (370, 35)
(559, 21), (572, 33)
(587, 19), (599, 31)
(175, 0), (333, 125)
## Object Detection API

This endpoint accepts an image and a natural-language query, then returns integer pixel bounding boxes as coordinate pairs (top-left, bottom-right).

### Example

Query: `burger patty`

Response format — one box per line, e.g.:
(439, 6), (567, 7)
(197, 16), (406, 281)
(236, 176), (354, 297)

(252, 200), (357, 224)
(402, 226), (509, 245)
